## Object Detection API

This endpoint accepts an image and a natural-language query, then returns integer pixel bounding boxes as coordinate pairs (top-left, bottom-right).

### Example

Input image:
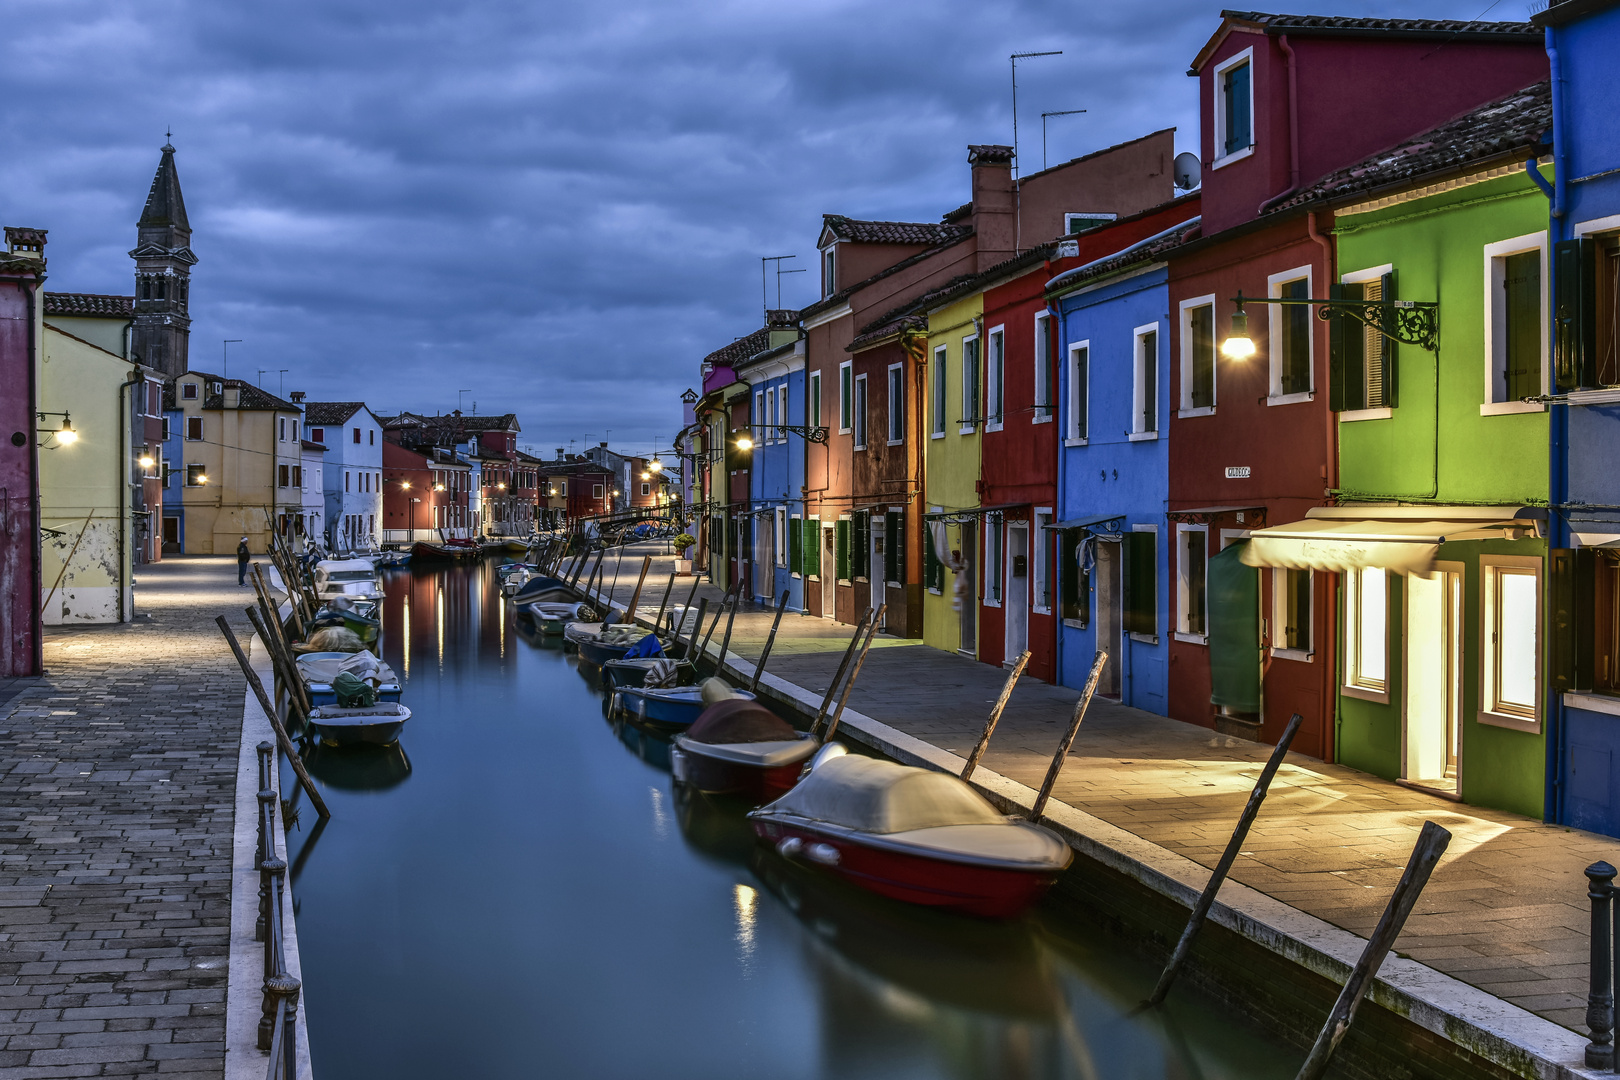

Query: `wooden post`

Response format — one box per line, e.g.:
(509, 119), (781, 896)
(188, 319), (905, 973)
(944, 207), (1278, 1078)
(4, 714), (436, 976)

(810, 610), (871, 737)
(609, 544), (628, 609)
(961, 650), (1030, 781)
(677, 576), (702, 636)
(652, 574), (676, 633)
(1030, 650), (1106, 820)
(715, 590), (741, 670)
(750, 591), (790, 693)
(697, 584), (732, 659)
(683, 599), (710, 660)
(245, 607), (312, 724)
(626, 556), (652, 621)
(216, 617), (330, 820)
(1293, 821), (1452, 1080)
(1149, 712), (1304, 1006)
(820, 605), (884, 745)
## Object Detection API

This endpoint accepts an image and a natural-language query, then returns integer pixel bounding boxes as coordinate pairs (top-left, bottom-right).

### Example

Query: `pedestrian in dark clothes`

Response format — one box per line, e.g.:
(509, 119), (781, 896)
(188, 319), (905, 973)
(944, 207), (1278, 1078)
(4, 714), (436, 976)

(237, 536), (251, 586)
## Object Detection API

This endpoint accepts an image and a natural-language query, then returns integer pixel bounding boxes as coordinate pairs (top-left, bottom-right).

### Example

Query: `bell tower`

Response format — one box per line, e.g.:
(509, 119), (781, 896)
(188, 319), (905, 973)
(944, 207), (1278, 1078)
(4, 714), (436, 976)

(129, 139), (196, 377)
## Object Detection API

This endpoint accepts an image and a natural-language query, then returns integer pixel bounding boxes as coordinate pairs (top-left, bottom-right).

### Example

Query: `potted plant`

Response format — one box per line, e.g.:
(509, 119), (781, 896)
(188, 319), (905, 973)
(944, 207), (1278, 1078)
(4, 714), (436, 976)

(672, 533), (697, 574)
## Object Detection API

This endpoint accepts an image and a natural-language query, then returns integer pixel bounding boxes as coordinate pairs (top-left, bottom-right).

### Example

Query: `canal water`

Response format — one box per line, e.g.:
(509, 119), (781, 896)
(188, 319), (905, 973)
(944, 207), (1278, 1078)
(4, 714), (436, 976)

(285, 560), (1299, 1079)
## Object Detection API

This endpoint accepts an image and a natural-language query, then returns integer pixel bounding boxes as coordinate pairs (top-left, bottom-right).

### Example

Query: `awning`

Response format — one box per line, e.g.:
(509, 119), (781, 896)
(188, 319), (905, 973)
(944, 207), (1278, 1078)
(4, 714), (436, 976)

(1045, 512), (1125, 532)
(1575, 532), (1620, 549)
(1240, 506), (1544, 575)
(1167, 505), (1266, 523)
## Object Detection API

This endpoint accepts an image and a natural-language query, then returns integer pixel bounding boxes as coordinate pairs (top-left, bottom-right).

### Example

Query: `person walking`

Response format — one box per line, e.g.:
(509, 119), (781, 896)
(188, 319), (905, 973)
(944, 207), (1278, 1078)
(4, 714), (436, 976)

(237, 536), (251, 586)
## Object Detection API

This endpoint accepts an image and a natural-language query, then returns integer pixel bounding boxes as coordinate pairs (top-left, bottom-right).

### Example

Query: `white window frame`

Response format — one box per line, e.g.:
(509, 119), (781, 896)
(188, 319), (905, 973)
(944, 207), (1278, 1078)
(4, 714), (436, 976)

(983, 518), (1003, 608)
(1481, 232), (1551, 416)
(886, 363), (904, 445)
(808, 371), (822, 430)
(1271, 568), (1315, 662)
(822, 246), (837, 298)
(777, 385), (788, 443)
(1178, 294), (1218, 417)
(1033, 312), (1054, 424)
(1338, 263), (1397, 422)
(1343, 566), (1391, 704)
(985, 325), (1006, 432)
(1211, 47), (1256, 169)
(640, 482), (651, 497)
(775, 507), (787, 567)
(1065, 340), (1090, 446)
(181, 381), (199, 400)
(185, 417), (203, 442)
(1130, 322), (1160, 440)
(1267, 265), (1315, 405)
(1479, 555), (1542, 732)
(1032, 508), (1053, 614)
(593, 483), (604, 499)
(838, 360), (853, 434)
(806, 514), (821, 580)
(1174, 524), (1209, 643)
(931, 345), (948, 438)
(1065, 212), (1117, 235)
(755, 390), (766, 444)
(959, 333), (981, 435)
(852, 373), (868, 450)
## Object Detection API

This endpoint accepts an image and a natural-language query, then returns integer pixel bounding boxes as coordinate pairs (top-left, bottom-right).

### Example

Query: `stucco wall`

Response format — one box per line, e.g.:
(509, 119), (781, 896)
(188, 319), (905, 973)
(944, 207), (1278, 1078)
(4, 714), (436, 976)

(922, 293), (983, 654)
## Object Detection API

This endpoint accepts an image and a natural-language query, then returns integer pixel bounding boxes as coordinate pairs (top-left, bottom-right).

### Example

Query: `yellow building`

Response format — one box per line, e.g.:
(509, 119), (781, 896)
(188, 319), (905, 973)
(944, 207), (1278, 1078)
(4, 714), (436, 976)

(921, 291), (984, 654)
(170, 370), (303, 555)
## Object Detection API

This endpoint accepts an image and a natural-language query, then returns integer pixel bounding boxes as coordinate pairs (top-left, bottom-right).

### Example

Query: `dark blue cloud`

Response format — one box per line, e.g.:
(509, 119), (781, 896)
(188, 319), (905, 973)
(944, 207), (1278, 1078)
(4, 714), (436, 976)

(0, 0), (1518, 458)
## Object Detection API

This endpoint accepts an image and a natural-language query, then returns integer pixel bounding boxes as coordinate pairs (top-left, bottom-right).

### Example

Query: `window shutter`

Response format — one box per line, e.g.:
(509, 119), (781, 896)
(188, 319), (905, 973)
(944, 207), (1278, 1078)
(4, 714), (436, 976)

(789, 518), (803, 576)
(1503, 251), (1542, 401)
(1555, 239), (1597, 392)
(1190, 306), (1214, 408)
(1060, 532), (1084, 625)
(1378, 271), (1398, 409)
(803, 520), (821, 578)
(1550, 548), (1594, 694)
(851, 513), (868, 579)
(885, 512), (900, 583)
(835, 518), (850, 580)
(1122, 531), (1157, 637)
(1327, 283), (1365, 412)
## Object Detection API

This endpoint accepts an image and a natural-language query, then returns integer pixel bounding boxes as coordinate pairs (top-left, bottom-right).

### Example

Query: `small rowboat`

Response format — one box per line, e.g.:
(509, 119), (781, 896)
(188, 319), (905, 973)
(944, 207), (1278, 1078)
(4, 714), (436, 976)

(615, 681), (756, 729)
(519, 601), (590, 635)
(748, 750), (1073, 918)
(565, 622), (658, 666)
(307, 702), (411, 747)
(672, 699), (817, 802)
(295, 651), (402, 706)
(511, 575), (576, 605)
(313, 559), (384, 602)
(601, 656), (692, 689)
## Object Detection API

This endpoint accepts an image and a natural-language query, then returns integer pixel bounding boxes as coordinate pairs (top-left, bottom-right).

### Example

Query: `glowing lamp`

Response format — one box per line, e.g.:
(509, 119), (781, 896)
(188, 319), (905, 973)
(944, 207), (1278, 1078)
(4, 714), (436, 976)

(1220, 309), (1255, 360)
(735, 436), (754, 451)
(138, 455), (155, 469)
(55, 419), (78, 445)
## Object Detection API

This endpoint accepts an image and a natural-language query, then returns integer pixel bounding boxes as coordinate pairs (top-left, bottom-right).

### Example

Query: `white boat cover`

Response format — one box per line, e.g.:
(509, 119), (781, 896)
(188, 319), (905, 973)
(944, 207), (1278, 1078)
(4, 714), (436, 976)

(1240, 506), (1539, 575)
(316, 559), (377, 576)
(676, 737), (817, 768)
(764, 755), (1006, 834)
(308, 703), (411, 725)
(880, 822), (1071, 868)
(296, 652), (397, 685)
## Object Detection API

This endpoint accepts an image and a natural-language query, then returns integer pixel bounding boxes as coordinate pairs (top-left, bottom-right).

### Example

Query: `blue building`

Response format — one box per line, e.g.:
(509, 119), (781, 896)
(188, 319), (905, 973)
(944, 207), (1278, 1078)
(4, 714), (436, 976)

(1049, 227), (1195, 713)
(736, 311), (808, 611)
(1537, 0), (1620, 836)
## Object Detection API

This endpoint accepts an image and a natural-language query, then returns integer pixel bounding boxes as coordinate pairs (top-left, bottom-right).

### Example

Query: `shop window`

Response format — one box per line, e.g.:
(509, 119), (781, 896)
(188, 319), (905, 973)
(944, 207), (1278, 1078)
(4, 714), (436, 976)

(1345, 567), (1388, 700)
(1176, 525), (1207, 638)
(1482, 557), (1541, 728)
(1274, 568), (1312, 657)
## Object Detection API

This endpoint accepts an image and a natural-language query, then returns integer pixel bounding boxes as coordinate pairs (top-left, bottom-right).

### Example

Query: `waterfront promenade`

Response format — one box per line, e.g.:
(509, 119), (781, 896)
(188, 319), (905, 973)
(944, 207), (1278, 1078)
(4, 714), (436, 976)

(0, 558), (248, 1078)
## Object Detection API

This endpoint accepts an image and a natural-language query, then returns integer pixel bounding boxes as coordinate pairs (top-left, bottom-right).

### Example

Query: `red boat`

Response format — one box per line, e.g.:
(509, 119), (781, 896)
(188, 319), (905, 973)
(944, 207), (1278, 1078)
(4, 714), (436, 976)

(411, 538), (479, 560)
(671, 699), (818, 802)
(748, 752), (1073, 919)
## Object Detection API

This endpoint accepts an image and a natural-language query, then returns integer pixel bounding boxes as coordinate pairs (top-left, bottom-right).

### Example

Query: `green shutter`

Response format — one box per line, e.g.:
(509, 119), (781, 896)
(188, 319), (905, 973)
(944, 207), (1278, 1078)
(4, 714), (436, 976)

(1207, 542), (1260, 714)
(1551, 548), (1594, 694)
(1376, 271), (1398, 409)
(1223, 63), (1251, 156)
(835, 518), (850, 581)
(1555, 239), (1596, 392)
(803, 519), (820, 578)
(1122, 530), (1157, 637)
(1327, 282), (1360, 412)
(1503, 251), (1542, 401)
(789, 516), (803, 576)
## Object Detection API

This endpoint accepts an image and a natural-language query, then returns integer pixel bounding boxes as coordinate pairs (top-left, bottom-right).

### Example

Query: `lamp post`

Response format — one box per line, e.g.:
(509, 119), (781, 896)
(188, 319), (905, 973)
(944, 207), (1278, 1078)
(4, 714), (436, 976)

(1218, 290), (1439, 359)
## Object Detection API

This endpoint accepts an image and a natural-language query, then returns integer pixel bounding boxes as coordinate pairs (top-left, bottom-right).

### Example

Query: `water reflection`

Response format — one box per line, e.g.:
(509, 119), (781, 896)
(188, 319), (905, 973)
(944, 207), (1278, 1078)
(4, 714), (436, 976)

(287, 560), (1297, 1080)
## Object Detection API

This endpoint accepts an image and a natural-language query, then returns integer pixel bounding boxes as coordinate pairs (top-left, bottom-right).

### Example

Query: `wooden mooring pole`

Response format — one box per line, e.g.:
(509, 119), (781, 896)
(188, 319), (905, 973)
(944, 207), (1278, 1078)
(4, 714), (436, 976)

(1293, 820), (1451, 1080)
(676, 576), (702, 636)
(1148, 712), (1304, 1006)
(652, 574), (676, 634)
(626, 556), (653, 622)
(682, 599), (710, 660)
(750, 591), (790, 693)
(1030, 650), (1106, 820)
(961, 650), (1030, 782)
(216, 617), (330, 820)
(819, 605), (884, 745)
(810, 609), (871, 738)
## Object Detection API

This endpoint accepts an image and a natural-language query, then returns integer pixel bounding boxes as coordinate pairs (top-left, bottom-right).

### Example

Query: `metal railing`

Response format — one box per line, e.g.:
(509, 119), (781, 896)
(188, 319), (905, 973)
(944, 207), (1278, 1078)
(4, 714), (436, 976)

(255, 741), (301, 1080)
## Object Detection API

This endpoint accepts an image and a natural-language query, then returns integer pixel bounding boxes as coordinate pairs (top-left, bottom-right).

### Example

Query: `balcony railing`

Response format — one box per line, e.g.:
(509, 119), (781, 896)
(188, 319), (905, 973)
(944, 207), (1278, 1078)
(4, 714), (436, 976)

(255, 742), (300, 1080)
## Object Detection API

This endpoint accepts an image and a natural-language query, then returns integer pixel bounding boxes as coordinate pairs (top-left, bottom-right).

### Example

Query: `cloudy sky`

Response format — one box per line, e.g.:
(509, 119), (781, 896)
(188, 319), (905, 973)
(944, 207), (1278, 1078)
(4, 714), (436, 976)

(2, 0), (1522, 460)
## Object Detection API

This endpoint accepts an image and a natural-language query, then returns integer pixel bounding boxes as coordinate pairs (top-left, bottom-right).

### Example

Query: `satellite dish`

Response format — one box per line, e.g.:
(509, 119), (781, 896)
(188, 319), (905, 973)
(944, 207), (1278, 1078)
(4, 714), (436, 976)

(1174, 151), (1201, 191)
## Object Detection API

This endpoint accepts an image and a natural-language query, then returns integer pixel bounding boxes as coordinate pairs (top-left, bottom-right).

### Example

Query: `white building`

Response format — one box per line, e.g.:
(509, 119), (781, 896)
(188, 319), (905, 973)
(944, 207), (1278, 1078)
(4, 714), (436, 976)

(303, 401), (384, 551)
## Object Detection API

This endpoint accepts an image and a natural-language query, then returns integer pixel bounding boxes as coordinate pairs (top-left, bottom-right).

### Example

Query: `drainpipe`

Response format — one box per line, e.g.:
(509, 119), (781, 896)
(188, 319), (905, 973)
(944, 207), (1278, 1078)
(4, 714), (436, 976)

(1048, 296), (1066, 686)
(1257, 34), (1301, 215)
(1307, 209), (1336, 760)
(118, 366), (140, 622)
(1540, 23), (1569, 822)
(24, 279), (43, 673)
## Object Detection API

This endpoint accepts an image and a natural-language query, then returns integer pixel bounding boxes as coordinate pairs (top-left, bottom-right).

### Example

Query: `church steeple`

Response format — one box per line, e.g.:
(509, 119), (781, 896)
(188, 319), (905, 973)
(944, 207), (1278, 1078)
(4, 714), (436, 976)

(129, 139), (196, 377)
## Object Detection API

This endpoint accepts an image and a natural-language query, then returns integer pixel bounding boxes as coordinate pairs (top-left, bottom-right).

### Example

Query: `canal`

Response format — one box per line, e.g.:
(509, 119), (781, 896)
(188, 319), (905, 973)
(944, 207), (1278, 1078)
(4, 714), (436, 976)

(284, 559), (1299, 1079)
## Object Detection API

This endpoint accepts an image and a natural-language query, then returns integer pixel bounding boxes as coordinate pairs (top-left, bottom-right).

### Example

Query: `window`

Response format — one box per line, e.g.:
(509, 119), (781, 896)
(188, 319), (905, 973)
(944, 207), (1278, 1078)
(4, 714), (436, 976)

(1033, 313), (1054, 422)
(835, 517), (851, 582)
(932, 345), (948, 436)
(884, 509), (905, 585)
(925, 511), (944, 592)
(1132, 325), (1159, 437)
(593, 484), (604, 499)
(293, 466), (302, 487)
(185, 463), (206, 486)
(1482, 557), (1541, 729)
(1060, 529), (1087, 626)
(1065, 213), (1117, 235)
(985, 521), (1003, 605)
(279, 418), (287, 442)
(641, 482), (650, 497)
(182, 382), (198, 400)
(311, 428), (323, 443)
(777, 386), (788, 442)
(803, 517), (821, 578)
(789, 514), (804, 576)
(1345, 567), (1389, 700)
(1123, 528), (1157, 639)
(1555, 231), (1620, 390)
(986, 326), (1005, 429)
(345, 471), (351, 493)
(776, 507), (788, 567)
(353, 427), (361, 444)
(1269, 268), (1313, 400)
(1033, 511), (1052, 613)
(161, 418), (171, 441)
(1214, 49), (1253, 162)
(822, 247), (836, 297)
(1331, 268), (1397, 413)
(1180, 296), (1216, 412)
(559, 480), (567, 496)
(960, 335), (981, 431)
(808, 371), (822, 429)
(1485, 233), (1549, 412)
(852, 375), (868, 449)
(887, 364), (904, 443)
(838, 361), (853, 434)
(1176, 525), (1208, 638)
(278, 464), (290, 487)
(755, 390), (766, 444)
(1274, 569), (1312, 657)
(1067, 342), (1089, 443)
(185, 417), (203, 441)
(369, 430), (375, 446)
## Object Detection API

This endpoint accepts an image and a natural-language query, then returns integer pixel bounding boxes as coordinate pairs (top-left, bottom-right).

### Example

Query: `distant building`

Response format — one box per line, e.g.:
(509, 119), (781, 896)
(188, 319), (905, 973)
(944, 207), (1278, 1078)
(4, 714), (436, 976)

(129, 141), (195, 378)
(303, 402), (385, 551)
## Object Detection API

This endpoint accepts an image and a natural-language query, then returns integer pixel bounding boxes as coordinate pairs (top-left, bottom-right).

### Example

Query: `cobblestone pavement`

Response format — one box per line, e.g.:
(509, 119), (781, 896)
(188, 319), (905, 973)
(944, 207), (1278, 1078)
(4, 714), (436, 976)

(0, 557), (255, 1078)
(590, 544), (1619, 1033)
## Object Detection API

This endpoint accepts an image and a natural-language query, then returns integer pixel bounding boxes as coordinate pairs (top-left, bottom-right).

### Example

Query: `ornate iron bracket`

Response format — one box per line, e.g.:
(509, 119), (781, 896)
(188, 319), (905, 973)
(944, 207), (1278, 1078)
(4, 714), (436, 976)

(774, 425), (828, 444)
(1231, 292), (1439, 352)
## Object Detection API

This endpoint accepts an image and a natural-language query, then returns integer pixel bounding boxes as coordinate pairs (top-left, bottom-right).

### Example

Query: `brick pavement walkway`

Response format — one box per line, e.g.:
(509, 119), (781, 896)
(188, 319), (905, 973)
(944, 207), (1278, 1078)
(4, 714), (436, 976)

(593, 544), (1620, 1034)
(0, 557), (254, 1078)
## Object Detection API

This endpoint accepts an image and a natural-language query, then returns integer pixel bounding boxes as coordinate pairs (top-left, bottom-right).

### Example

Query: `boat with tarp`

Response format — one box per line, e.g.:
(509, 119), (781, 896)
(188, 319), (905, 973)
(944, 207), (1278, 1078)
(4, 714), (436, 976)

(615, 677), (755, 729)
(296, 651), (402, 706)
(672, 698), (817, 801)
(313, 558), (385, 602)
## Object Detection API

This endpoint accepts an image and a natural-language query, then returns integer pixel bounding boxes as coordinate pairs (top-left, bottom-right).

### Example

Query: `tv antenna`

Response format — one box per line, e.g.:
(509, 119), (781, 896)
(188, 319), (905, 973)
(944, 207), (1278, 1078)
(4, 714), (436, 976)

(458, 389), (471, 413)
(1041, 109), (1086, 171)
(1010, 50), (1062, 253)
(223, 339), (242, 379)
(277, 369), (289, 398)
(761, 255), (806, 313)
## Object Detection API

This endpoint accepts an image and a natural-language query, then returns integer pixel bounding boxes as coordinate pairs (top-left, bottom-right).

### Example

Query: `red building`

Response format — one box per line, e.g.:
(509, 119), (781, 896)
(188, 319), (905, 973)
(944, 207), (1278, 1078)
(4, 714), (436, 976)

(1165, 12), (1545, 757)
(540, 458), (616, 523)
(0, 228), (45, 676)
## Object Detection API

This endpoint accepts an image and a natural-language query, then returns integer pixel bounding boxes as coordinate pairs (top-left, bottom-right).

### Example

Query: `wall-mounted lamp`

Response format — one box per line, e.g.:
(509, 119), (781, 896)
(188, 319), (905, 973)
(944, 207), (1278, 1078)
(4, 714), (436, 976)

(735, 436), (755, 451)
(1219, 288), (1439, 358)
(37, 411), (77, 446)
(137, 455), (155, 469)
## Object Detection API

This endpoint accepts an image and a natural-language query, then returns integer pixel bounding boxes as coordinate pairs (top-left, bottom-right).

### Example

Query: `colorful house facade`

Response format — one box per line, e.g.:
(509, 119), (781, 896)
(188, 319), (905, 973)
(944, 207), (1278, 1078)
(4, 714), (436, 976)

(735, 312), (807, 611)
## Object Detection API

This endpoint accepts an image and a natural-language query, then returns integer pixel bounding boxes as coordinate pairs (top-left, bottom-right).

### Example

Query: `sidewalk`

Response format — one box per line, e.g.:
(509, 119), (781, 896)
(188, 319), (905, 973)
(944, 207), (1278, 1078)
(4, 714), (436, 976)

(589, 544), (1611, 1036)
(0, 557), (253, 1078)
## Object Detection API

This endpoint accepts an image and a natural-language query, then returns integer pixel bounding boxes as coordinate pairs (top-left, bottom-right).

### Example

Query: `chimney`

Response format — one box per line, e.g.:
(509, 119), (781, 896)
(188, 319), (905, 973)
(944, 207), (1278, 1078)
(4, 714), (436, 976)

(289, 391), (306, 404)
(967, 144), (1016, 271)
(599, 441), (608, 449)
(4, 226), (47, 260)
(556, 447), (564, 460)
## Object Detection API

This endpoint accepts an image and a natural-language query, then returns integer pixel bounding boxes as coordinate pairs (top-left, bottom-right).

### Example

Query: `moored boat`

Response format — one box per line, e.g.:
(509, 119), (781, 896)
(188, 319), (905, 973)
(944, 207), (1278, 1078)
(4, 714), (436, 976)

(307, 701), (411, 747)
(672, 698), (816, 801)
(518, 601), (592, 635)
(511, 575), (576, 605)
(600, 656), (691, 688)
(565, 621), (660, 666)
(747, 752), (1073, 918)
(295, 651), (402, 706)
(615, 678), (756, 728)
(313, 558), (384, 601)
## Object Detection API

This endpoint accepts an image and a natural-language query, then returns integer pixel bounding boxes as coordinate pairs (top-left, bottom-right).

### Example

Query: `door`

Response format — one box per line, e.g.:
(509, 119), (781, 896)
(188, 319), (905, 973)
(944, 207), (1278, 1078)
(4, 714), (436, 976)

(871, 519), (886, 630)
(959, 522), (977, 655)
(1404, 565), (1462, 794)
(755, 515), (773, 602)
(822, 525), (836, 619)
(162, 516), (180, 554)
(1094, 539), (1122, 696)
(1005, 523), (1029, 663)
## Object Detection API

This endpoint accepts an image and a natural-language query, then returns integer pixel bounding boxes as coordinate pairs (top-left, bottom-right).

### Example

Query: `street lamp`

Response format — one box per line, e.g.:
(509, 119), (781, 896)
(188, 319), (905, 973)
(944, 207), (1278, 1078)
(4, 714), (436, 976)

(1221, 306), (1256, 359)
(137, 454), (155, 469)
(1219, 289), (1440, 359)
(37, 411), (77, 446)
(735, 435), (754, 452)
